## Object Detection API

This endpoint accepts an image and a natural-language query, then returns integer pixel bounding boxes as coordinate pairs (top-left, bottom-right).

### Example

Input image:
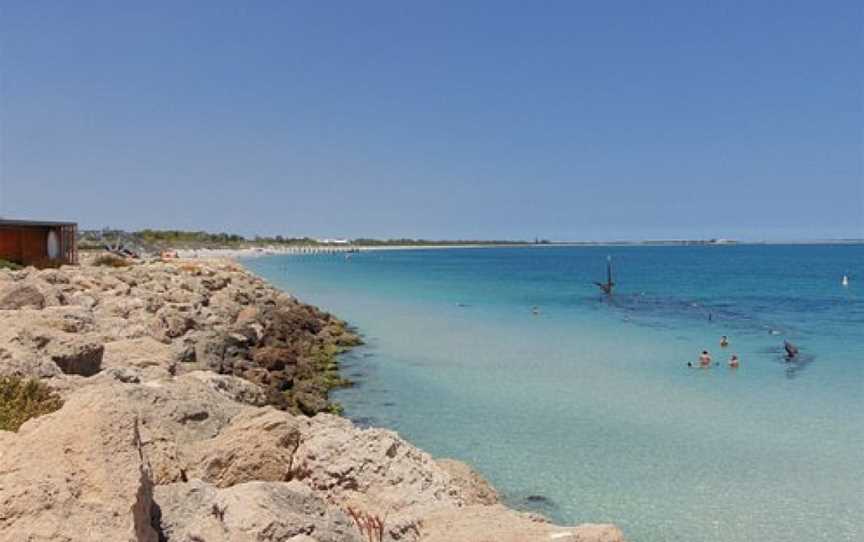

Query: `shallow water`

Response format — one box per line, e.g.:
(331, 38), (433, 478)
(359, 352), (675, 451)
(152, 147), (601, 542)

(246, 245), (863, 542)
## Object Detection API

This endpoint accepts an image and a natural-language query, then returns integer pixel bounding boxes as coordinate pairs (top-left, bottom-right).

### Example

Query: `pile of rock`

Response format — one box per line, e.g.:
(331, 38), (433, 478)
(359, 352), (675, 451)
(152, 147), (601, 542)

(0, 256), (625, 542)
(0, 257), (358, 414)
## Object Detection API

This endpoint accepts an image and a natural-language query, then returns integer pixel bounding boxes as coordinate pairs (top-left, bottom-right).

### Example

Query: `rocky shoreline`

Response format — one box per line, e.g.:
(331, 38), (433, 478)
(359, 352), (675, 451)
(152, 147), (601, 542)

(0, 255), (624, 542)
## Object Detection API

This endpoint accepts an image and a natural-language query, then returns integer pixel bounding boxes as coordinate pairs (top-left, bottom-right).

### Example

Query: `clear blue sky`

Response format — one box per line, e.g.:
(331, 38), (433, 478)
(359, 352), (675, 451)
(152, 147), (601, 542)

(1, 1), (861, 240)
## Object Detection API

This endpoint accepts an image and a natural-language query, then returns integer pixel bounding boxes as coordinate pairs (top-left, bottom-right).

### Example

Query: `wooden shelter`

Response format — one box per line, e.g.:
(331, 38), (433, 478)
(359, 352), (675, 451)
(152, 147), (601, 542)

(0, 219), (78, 266)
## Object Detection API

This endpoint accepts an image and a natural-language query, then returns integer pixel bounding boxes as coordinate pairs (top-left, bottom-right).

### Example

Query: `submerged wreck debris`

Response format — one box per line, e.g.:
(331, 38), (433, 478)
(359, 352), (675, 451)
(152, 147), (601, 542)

(780, 340), (816, 378)
(593, 256), (615, 295)
(784, 340), (800, 360)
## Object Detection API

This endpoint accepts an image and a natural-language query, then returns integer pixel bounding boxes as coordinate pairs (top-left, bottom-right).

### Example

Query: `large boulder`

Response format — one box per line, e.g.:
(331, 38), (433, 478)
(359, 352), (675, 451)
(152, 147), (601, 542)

(295, 390), (328, 416)
(436, 458), (500, 506)
(0, 310), (104, 378)
(34, 268), (70, 285)
(253, 345), (295, 371)
(33, 305), (97, 333)
(187, 409), (303, 488)
(102, 337), (176, 380)
(154, 480), (362, 542)
(193, 330), (229, 371)
(0, 283), (45, 310)
(295, 415), (457, 508)
(0, 383), (159, 542)
(47, 336), (104, 376)
(183, 370), (268, 407)
(150, 304), (195, 343)
(123, 376), (248, 485)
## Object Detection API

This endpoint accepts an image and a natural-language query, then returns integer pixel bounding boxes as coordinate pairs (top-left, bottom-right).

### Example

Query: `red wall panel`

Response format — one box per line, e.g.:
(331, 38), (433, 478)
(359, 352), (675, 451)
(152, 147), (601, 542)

(0, 227), (50, 264)
(0, 229), (22, 263)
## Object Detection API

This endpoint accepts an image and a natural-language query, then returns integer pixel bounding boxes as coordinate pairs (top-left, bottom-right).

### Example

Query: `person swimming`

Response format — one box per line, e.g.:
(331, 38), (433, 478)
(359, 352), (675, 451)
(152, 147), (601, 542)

(720, 335), (729, 348)
(728, 354), (740, 368)
(784, 341), (799, 360)
(532, 306), (541, 315)
(698, 350), (712, 367)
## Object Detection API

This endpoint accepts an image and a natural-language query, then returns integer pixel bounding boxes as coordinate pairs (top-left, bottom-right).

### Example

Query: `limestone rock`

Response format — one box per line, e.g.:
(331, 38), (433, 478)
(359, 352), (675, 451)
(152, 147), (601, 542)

(102, 366), (144, 384)
(187, 408), (303, 488)
(46, 336), (104, 376)
(253, 345), (294, 371)
(184, 370), (268, 406)
(154, 480), (362, 542)
(0, 306), (107, 379)
(34, 268), (70, 285)
(125, 376), (248, 485)
(295, 390), (328, 416)
(193, 330), (229, 371)
(38, 305), (97, 333)
(436, 458), (500, 505)
(295, 414), (458, 512)
(419, 504), (625, 542)
(103, 337), (177, 380)
(235, 306), (258, 324)
(0, 383), (159, 542)
(69, 291), (98, 309)
(0, 283), (45, 310)
(99, 296), (145, 319)
(150, 304), (195, 343)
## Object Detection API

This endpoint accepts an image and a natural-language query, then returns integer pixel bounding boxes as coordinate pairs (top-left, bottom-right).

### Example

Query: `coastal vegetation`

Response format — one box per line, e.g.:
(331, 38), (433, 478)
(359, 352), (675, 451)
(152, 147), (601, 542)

(0, 259), (22, 270)
(77, 228), (541, 253)
(78, 228), (333, 252)
(75, 229), (802, 253)
(0, 376), (63, 431)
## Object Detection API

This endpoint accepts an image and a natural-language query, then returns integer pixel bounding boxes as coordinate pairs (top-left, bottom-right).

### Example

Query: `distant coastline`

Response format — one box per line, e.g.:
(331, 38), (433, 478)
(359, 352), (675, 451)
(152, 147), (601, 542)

(75, 228), (863, 258)
(165, 239), (864, 261)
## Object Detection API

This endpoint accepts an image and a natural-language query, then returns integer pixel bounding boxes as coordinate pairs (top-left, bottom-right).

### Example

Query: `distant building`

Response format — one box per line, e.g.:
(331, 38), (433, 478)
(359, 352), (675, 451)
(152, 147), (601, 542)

(0, 219), (78, 266)
(316, 238), (350, 245)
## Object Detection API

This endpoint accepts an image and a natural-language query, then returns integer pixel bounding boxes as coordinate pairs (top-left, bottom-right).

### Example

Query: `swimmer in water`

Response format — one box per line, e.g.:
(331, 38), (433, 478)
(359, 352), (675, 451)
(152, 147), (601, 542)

(728, 354), (740, 368)
(532, 306), (541, 315)
(720, 335), (729, 348)
(698, 350), (712, 367)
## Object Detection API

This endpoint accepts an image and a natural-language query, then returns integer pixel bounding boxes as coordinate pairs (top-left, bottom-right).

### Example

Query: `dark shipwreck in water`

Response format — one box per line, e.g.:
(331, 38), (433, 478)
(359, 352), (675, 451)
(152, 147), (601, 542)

(594, 256), (615, 295)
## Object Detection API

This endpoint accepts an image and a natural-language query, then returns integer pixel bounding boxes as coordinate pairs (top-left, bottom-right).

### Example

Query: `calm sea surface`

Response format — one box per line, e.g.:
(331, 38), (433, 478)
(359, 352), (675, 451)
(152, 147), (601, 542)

(245, 245), (863, 542)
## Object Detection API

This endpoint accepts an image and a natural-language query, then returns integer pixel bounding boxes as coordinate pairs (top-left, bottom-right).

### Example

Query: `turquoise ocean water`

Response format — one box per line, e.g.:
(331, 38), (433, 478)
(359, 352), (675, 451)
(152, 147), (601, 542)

(245, 245), (863, 542)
